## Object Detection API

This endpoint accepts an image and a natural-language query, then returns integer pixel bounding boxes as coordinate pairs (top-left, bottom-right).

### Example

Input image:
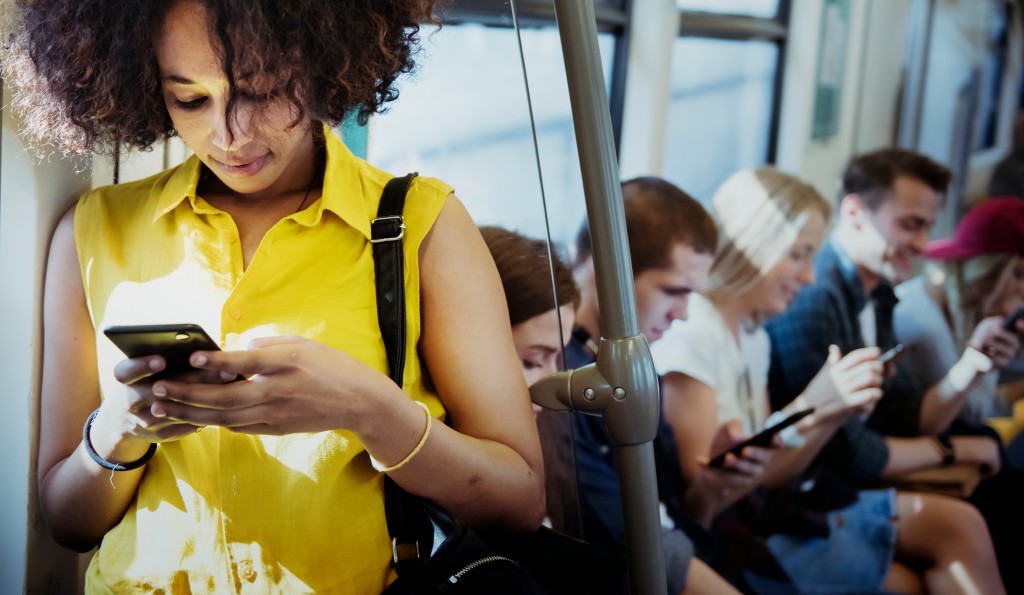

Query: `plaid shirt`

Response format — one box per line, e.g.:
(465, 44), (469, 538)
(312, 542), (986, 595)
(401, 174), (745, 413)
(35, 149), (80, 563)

(765, 239), (922, 487)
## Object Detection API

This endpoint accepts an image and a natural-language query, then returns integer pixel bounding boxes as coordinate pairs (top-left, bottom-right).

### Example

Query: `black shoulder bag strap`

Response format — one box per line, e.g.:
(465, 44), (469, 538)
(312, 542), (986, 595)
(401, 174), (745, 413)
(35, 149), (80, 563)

(372, 173), (416, 386)
(370, 173), (432, 577)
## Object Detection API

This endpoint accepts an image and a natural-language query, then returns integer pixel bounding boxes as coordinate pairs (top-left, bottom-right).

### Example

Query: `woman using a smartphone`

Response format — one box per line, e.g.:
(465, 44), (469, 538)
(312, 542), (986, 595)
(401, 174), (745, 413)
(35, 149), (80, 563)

(895, 197), (1024, 424)
(14, 1), (545, 592)
(651, 168), (1005, 593)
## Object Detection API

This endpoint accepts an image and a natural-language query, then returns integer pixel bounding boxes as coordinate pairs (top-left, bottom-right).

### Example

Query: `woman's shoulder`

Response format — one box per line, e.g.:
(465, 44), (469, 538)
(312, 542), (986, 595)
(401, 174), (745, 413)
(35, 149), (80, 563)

(678, 294), (726, 337)
(663, 295), (727, 344)
(651, 296), (728, 374)
(322, 129), (453, 239)
(76, 160), (194, 222)
(356, 160), (452, 208)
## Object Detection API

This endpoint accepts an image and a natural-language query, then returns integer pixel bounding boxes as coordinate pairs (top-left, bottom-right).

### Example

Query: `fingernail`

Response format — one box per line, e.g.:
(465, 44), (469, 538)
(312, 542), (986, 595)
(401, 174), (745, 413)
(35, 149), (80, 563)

(193, 354), (208, 366)
(150, 358), (163, 371)
(152, 404), (167, 417)
(220, 371), (236, 381)
(153, 384), (167, 397)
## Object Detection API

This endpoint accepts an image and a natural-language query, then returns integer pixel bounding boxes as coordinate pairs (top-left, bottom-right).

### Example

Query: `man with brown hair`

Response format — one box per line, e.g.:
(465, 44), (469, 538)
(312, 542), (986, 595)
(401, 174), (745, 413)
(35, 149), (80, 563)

(566, 177), (777, 594)
(573, 177), (718, 346)
(767, 148), (1004, 481)
(767, 148), (1016, 592)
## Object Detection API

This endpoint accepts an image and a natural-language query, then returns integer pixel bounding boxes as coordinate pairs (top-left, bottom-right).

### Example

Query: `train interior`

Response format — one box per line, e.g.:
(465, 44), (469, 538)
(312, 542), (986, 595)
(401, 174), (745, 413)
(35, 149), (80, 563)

(2, 0), (1022, 591)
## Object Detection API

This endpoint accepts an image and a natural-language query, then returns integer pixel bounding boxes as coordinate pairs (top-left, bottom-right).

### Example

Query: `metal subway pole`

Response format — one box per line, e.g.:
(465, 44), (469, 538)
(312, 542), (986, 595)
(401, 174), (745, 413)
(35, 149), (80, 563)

(553, 1), (668, 593)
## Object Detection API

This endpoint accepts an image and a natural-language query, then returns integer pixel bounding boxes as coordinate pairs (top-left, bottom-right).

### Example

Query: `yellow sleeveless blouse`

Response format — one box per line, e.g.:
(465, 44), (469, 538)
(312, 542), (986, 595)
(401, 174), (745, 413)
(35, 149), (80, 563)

(75, 127), (450, 594)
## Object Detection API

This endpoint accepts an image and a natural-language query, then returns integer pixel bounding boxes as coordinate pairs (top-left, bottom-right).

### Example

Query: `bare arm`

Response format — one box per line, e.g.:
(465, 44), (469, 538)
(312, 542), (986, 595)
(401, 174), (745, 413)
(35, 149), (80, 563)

(760, 414), (844, 489)
(661, 372), (770, 527)
(389, 195), (545, 530)
(150, 196), (546, 532)
(661, 372), (718, 484)
(881, 435), (1000, 478)
(38, 208), (143, 550)
(919, 317), (1019, 434)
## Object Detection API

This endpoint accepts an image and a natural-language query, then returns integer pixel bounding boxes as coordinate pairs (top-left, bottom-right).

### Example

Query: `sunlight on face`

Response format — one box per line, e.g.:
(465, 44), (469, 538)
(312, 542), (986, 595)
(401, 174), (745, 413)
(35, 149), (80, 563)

(750, 212), (826, 317)
(862, 176), (940, 284)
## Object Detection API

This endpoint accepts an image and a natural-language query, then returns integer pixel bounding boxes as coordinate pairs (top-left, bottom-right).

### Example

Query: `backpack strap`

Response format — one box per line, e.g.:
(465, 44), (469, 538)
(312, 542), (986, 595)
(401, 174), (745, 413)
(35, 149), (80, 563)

(370, 173), (432, 576)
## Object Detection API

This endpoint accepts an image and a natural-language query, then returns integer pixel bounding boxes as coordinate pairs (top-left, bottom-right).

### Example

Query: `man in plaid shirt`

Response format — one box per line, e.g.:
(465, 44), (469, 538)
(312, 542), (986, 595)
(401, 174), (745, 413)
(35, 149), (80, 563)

(765, 149), (1024, 590)
(766, 148), (1004, 487)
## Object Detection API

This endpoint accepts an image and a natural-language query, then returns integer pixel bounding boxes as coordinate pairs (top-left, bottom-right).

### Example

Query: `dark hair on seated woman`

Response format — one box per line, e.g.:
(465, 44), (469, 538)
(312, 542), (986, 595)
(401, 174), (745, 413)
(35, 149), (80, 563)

(480, 226), (580, 326)
(4, 0), (439, 154)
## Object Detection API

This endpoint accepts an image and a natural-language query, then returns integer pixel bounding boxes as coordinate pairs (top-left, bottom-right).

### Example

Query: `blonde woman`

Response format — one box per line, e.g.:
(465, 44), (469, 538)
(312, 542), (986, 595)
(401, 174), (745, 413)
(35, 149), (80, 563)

(895, 197), (1024, 424)
(652, 167), (1006, 594)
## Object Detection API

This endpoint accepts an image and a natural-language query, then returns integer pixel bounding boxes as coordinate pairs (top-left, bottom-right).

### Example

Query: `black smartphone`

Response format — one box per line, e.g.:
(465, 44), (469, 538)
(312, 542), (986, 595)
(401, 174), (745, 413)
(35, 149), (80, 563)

(103, 323), (221, 380)
(708, 408), (815, 468)
(1002, 305), (1024, 333)
(878, 343), (912, 365)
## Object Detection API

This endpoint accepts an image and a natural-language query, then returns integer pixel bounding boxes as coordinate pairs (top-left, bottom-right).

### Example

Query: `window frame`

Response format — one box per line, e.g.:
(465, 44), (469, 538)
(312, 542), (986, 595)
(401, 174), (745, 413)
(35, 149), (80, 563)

(441, 0), (631, 152)
(675, 0), (792, 164)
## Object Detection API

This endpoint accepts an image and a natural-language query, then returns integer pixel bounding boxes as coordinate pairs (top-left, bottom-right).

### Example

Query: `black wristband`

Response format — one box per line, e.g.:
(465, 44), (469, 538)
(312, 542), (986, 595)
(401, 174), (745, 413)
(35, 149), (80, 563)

(82, 408), (156, 472)
(935, 434), (956, 467)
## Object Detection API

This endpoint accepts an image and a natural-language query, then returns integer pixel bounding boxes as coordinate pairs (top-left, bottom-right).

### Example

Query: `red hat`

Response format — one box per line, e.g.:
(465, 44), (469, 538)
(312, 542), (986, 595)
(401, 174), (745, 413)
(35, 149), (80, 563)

(927, 197), (1024, 260)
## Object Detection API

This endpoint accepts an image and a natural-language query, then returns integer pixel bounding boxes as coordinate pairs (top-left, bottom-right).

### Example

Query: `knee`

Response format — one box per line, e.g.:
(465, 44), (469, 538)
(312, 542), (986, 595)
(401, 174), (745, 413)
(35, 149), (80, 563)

(919, 495), (991, 549)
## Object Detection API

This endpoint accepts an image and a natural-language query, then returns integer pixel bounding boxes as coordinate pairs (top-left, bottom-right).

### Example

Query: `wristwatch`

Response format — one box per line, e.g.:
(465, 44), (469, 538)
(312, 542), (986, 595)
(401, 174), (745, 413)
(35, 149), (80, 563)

(933, 435), (956, 467)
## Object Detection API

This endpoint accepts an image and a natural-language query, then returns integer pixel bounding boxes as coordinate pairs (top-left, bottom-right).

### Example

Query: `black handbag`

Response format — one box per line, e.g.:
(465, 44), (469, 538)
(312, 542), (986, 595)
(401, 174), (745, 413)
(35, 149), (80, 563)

(370, 173), (551, 594)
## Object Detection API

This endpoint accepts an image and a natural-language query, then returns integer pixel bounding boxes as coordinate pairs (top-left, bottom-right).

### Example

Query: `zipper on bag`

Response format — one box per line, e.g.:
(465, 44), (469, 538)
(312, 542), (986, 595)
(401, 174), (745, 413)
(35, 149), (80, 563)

(447, 555), (521, 584)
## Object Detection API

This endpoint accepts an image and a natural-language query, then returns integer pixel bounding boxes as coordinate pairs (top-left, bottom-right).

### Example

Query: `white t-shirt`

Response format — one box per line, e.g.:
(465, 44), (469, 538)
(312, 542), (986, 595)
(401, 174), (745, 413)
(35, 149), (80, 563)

(651, 293), (771, 434)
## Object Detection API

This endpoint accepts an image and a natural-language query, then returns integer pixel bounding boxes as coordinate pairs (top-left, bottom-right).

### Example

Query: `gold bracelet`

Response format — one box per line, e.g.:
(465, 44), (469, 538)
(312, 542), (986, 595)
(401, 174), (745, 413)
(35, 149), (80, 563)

(371, 401), (432, 473)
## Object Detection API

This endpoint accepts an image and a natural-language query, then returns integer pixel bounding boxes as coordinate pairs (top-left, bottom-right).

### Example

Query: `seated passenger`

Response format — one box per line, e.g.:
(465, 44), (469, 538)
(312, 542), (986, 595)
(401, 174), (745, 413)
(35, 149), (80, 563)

(480, 226), (579, 391)
(480, 226), (581, 533)
(764, 150), (1008, 593)
(570, 177), (764, 594)
(654, 166), (1004, 594)
(895, 197), (1024, 424)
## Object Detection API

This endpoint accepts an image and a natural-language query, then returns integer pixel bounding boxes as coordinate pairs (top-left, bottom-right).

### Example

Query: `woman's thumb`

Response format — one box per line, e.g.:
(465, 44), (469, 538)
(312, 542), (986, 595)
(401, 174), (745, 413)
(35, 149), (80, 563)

(827, 344), (842, 365)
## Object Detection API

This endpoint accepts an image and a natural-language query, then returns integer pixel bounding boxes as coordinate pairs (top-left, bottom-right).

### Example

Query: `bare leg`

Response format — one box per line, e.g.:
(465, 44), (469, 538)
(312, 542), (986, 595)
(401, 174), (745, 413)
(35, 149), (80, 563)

(883, 560), (924, 595)
(682, 558), (740, 595)
(895, 492), (1005, 595)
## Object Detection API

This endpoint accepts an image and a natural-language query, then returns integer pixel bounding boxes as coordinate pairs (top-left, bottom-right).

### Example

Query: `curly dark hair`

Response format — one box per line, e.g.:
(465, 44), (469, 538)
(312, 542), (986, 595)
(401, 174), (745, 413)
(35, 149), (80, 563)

(5, 0), (438, 154)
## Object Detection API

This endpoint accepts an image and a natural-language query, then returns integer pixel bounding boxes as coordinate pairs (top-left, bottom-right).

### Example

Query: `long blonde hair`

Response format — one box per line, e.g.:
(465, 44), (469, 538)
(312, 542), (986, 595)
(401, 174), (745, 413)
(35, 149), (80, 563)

(934, 254), (1019, 350)
(704, 167), (831, 322)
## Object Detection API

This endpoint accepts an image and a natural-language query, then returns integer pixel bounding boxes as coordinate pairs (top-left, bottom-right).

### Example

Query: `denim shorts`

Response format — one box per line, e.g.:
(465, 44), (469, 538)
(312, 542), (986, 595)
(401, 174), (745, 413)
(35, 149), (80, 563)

(765, 489), (898, 594)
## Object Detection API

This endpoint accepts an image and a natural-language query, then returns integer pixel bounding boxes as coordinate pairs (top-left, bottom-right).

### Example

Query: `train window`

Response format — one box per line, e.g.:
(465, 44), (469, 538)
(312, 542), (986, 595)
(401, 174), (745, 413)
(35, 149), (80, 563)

(676, 0), (779, 19)
(973, 2), (1010, 153)
(368, 22), (615, 247)
(661, 37), (778, 202)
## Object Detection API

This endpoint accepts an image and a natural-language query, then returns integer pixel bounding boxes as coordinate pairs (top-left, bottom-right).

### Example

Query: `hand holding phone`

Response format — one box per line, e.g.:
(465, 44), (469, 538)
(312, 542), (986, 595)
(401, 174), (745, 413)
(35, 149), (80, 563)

(708, 408), (814, 468)
(878, 343), (913, 366)
(1002, 305), (1024, 334)
(104, 323), (221, 380)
